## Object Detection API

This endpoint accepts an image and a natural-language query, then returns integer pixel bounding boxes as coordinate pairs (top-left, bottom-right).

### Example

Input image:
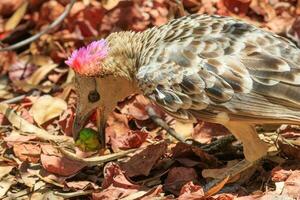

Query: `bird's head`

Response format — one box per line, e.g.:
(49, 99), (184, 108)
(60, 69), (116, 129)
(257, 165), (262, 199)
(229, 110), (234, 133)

(65, 39), (140, 141)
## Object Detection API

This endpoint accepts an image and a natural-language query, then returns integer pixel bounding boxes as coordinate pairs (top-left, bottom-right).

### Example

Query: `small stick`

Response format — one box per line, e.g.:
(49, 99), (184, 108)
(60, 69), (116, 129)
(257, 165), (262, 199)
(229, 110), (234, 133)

(1, 94), (26, 104)
(54, 190), (93, 198)
(0, 0), (76, 51)
(58, 146), (139, 166)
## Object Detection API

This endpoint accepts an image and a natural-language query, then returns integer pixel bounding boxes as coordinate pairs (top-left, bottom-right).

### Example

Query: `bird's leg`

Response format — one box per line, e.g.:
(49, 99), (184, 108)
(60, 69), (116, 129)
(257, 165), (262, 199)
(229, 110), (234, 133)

(225, 122), (268, 162)
(204, 122), (269, 193)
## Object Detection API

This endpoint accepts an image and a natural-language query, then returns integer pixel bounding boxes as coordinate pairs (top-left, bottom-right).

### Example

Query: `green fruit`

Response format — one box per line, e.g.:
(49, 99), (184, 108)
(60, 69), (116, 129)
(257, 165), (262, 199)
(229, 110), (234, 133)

(75, 128), (100, 151)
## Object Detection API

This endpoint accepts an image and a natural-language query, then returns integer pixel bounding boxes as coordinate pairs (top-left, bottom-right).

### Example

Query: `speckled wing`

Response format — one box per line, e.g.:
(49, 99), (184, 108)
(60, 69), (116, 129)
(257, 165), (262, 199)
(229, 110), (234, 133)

(136, 15), (300, 124)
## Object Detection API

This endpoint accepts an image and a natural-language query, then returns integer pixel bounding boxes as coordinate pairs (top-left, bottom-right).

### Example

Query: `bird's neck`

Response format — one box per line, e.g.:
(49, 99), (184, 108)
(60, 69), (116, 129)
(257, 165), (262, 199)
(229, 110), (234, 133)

(102, 29), (161, 81)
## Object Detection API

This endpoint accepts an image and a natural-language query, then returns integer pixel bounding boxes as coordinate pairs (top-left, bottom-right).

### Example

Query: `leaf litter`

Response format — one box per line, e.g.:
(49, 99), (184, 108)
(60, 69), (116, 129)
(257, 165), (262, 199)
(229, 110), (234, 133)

(0, 0), (300, 199)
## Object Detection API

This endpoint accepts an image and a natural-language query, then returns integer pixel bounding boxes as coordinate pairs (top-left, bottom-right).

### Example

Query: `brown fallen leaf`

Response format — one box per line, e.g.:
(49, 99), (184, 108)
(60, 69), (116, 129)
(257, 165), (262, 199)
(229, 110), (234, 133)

(277, 139), (300, 160)
(120, 142), (168, 177)
(40, 154), (86, 176)
(4, 130), (37, 147)
(0, 166), (14, 180)
(282, 170), (300, 199)
(193, 121), (230, 144)
(223, 0), (251, 15)
(271, 166), (293, 182)
(8, 58), (37, 82)
(0, 0), (24, 16)
(26, 63), (58, 86)
(110, 130), (148, 152)
(177, 181), (204, 200)
(40, 143), (86, 177)
(106, 112), (148, 152)
(164, 167), (198, 196)
(102, 0), (121, 10)
(138, 185), (164, 200)
(0, 175), (16, 198)
(119, 94), (164, 121)
(66, 181), (99, 190)
(93, 162), (140, 200)
(57, 108), (75, 137)
(13, 143), (41, 163)
(29, 95), (67, 125)
(172, 142), (219, 168)
(4, 1), (28, 31)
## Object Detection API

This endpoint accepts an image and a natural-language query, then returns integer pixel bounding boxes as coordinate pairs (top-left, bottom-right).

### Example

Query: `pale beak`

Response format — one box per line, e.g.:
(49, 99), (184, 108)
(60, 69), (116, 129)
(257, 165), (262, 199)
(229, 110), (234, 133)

(72, 107), (107, 146)
(72, 113), (88, 141)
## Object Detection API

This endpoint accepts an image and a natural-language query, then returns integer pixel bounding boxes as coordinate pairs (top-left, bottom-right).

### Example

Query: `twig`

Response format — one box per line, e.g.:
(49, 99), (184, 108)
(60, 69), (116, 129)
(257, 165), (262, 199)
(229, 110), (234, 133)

(0, 0), (76, 51)
(54, 190), (93, 198)
(1, 94), (26, 104)
(146, 107), (186, 143)
(58, 146), (139, 166)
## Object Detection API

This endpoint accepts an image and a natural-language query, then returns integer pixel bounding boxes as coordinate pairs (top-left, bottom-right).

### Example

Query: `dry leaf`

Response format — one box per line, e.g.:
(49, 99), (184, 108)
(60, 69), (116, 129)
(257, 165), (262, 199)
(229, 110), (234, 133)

(66, 181), (99, 190)
(101, 0), (120, 10)
(178, 181), (204, 200)
(282, 170), (300, 199)
(4, 1), (28, 31)
(164, 167), (198, 195)
(13, 143), (41, 163)
(30, 95), (67, 125)
(26, 63), (58, 85)
(0, 166), (14, 180)
(40, 154), (86, 176)
(0, 175), (15, 198)
(93, 162), (140, 200)
(120, 142), (167, 177)
(173, 120), (194, 141)
(8, 58), (37, 82)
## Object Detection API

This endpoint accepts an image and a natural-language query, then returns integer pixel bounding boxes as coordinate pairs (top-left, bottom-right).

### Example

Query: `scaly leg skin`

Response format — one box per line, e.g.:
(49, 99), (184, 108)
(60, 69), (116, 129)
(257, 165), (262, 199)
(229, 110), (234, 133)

(204, 122), (269, 193)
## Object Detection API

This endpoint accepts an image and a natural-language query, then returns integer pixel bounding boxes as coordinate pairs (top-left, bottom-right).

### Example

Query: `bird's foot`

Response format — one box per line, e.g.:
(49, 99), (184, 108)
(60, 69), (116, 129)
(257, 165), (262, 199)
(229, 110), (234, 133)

(203, 159), (258, 195)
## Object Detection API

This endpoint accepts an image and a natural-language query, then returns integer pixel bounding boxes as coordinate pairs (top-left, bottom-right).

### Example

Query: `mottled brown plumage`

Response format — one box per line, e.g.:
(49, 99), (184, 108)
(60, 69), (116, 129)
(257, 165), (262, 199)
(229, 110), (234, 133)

(69, 14), (300, 167)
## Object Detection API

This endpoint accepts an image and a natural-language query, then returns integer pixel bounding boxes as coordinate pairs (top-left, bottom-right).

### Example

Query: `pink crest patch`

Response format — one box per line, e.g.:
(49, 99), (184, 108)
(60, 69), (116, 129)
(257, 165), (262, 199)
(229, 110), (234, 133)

(65, 39), (109, 76)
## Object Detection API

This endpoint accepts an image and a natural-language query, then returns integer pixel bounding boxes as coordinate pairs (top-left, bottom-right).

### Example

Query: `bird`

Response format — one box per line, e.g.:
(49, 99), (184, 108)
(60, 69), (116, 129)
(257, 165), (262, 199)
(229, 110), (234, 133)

(66, 14), (300, 182)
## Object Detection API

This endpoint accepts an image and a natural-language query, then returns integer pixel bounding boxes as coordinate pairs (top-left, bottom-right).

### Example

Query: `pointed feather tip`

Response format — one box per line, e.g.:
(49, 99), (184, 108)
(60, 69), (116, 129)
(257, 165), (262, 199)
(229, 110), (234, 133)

(65, 39), (109, 76)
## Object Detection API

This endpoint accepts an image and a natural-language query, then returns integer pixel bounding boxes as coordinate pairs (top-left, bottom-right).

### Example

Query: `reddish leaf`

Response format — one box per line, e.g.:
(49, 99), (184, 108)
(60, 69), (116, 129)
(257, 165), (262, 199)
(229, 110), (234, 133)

(106, 112), (148, 152)
(271, 166), (292, 182)
(40, 154), (86, 176)
(58, 108), (75, 136)
(110, 130), (148, 152)
(8, 59), (37, 82)
(278, 140), (300, 160)
(4, 134), (36, 147)
(223, 0), (251, 15)
(172, 142), (219, 168)
(120, 142), (167, 177)
(138, 185), (164, 200)
(178, 181), (204, 200)
(0, 113), (9, 126)
(0, 0), (24, 16)
(119, 94), (164, 121)
(193, 122), (230, 144)
(282, 170), (300, 199)
(39, 0), (64, 25)
(93, 162), (140, 200)
(13, 143), (41, 163)
(164, 167), (198, 195)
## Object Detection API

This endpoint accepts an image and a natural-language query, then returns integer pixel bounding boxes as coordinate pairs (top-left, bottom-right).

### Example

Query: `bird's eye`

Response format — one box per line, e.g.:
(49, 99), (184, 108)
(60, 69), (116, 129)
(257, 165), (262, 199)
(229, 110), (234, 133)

(88, 91), (100, 102)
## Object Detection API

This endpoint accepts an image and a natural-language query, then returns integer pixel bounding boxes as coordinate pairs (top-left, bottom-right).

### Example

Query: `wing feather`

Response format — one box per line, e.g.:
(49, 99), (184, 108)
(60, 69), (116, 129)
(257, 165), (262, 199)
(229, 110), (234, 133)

(137, 14), (300, 123)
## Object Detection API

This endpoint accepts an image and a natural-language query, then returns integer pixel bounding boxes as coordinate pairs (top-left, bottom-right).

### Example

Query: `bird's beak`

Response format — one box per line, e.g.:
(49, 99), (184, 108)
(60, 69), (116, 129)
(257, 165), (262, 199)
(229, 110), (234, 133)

(72, 107), (107, 145)
(72, 112), (89, 141)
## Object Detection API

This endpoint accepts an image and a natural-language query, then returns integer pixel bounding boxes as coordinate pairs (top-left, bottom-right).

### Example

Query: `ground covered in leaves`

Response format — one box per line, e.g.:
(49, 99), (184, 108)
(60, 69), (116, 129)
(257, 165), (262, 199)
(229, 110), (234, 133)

(0, 0), (300, 199)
